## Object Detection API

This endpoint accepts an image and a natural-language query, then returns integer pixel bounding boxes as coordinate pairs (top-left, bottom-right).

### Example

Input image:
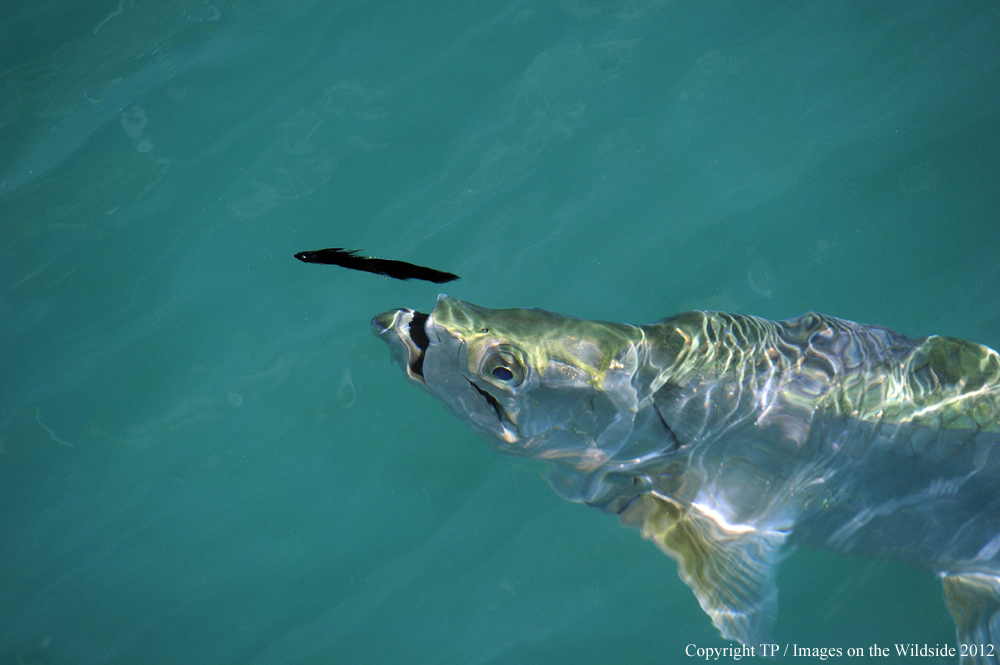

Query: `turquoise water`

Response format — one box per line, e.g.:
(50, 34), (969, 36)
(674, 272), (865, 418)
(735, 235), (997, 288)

(2, 1), (998, 662)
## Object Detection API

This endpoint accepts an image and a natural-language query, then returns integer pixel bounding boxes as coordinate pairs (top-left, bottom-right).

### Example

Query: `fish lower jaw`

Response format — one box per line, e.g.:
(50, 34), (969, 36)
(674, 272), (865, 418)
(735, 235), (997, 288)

(372, 308), (430, 383)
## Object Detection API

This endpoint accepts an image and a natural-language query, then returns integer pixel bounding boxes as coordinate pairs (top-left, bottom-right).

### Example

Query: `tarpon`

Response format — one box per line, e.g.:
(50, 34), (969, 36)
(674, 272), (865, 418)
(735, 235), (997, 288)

(372, 295), (1000, 661)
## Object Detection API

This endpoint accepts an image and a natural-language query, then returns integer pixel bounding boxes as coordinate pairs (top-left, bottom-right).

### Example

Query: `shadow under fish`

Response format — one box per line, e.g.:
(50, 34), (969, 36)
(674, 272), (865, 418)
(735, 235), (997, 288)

(294, 248), (458, 284)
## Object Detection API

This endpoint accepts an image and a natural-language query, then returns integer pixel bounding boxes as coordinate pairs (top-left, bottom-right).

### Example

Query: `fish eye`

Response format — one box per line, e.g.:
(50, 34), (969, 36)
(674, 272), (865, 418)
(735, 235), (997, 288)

(481, 345), (525, 387)
(492, 366), (514, 381)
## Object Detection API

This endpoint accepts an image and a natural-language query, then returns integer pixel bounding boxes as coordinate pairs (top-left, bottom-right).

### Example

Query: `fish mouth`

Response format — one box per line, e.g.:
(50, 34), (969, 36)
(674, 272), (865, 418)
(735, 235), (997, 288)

(372, 305), (518, 442)
(371, 308), (502, 415)
(406, 311), (431, 377)
(371, 308), (431, 384)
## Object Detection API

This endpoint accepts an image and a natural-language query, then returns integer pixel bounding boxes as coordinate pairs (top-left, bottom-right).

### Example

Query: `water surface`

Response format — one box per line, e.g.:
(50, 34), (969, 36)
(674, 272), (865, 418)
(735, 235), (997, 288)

(2, 1), (998, 662)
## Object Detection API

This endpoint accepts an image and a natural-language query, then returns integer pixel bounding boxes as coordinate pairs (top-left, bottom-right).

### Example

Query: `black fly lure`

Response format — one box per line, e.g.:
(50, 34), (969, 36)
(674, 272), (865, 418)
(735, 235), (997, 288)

(294, 248), (459, 284)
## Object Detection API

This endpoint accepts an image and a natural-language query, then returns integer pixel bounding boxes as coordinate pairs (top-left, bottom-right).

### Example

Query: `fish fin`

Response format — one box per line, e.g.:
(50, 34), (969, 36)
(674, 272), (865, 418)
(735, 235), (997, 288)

(621, 494), (788, 645)
(941, 572), (1000, 663)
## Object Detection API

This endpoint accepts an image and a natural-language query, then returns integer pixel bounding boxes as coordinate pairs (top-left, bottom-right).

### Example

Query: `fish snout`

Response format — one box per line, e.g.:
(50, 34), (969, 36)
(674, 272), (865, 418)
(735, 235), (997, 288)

(372, 307), (430, 384)
(371, 310), (398, 334)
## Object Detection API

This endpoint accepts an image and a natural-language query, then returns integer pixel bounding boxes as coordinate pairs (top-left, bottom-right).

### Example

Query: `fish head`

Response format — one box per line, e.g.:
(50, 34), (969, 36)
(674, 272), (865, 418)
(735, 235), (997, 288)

(372, 294), (647, 462)
(373, 296), (794, 644)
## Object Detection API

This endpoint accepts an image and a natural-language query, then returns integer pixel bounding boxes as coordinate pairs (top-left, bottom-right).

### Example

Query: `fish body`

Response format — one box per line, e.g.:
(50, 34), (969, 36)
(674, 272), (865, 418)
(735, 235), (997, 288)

(372, 295), (1000, 660)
